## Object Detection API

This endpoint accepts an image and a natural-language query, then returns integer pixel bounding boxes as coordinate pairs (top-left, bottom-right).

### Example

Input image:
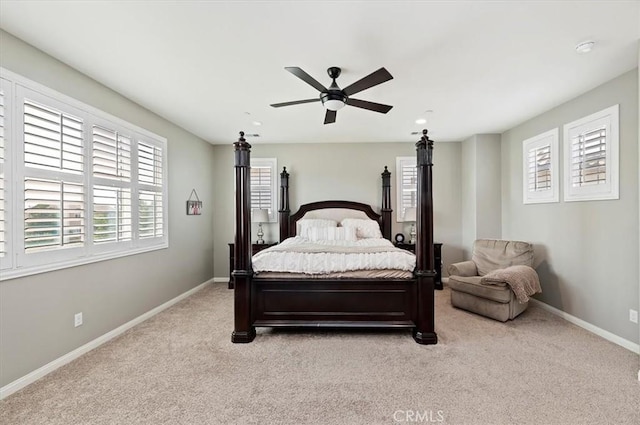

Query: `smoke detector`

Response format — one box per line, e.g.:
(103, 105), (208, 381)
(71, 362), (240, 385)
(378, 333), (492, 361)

(575, 41), (595, 54)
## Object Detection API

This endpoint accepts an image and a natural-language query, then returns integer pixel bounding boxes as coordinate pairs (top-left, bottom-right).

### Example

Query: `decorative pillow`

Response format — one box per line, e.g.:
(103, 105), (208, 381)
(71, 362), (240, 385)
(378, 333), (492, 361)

(340, 218), (383, 239)
(297, 218), (338, 238)
(308, 226), (357, 242)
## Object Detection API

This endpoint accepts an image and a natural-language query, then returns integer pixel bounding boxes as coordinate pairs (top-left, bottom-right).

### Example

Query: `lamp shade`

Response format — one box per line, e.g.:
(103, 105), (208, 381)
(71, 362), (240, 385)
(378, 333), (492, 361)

(252, 208), (269, 223)
(403, 207), (417, 222)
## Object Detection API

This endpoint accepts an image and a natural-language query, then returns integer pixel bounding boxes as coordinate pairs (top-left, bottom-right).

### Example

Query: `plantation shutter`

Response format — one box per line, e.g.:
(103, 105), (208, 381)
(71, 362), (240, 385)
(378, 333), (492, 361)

(250, 165), (272, 214)
(24, 178), (84, 252)
(2, 71), (169, 279)
(24, 100), (83, 173)
(91, 124), (133, 246)
(399, 158), (417, 220)
(527, 144), (551, 192)
(23, 99), (85, 253)
(138, 141), (163, 186)
(93, 186), (132, 243)
(138, 190), (163, 239)
(138, 141), (164, 239)
(92, 125), (131, 180)
(570, 127), (606, 187)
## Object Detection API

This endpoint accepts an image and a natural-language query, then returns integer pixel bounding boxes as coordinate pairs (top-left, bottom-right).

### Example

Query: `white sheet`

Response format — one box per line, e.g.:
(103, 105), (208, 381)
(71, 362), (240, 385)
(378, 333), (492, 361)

(252, 236), (416, 275)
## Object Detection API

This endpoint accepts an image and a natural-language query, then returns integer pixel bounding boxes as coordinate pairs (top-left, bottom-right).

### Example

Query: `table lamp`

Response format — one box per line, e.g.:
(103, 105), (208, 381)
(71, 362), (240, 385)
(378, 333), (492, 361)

(252, 209), (269, 244)
(404, 207), (417, 245)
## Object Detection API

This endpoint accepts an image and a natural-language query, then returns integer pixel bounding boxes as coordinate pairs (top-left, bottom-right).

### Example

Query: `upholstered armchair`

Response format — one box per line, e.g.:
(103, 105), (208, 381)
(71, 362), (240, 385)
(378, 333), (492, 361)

(447, 239), (541, 322)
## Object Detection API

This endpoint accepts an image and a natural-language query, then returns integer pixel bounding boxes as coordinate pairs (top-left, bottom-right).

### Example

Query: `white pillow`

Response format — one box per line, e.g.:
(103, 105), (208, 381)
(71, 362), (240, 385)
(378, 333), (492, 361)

(308, 226), (357, 242)
(297, 218), (338, 238)
(340, 218), (383, 239)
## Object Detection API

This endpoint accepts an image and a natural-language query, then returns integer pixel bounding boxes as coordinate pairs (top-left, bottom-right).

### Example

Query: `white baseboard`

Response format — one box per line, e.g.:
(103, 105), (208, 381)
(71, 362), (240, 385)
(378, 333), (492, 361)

(529, 298), (640, 354)
(0, 279), (213, 400)
(213, 277), (229, 283)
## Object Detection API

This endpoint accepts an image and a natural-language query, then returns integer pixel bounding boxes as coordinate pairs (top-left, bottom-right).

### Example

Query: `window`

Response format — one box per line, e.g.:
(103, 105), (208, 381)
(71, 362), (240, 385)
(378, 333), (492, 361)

(563, 105), (619, 202)
(522, 128), (559, 204)
(396, 156), (417, 221)
(250, 158), (277, 222)
(1, 68), (168, 280)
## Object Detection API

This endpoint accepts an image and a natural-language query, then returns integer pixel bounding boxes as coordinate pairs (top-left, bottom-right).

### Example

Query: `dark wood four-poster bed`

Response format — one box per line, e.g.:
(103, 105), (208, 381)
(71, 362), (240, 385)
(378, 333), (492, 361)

(231, 130), (437, 345)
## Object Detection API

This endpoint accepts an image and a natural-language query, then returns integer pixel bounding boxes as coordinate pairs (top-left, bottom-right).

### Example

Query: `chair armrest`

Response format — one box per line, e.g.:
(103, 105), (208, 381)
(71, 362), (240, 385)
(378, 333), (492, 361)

(447, 261), (478, 277)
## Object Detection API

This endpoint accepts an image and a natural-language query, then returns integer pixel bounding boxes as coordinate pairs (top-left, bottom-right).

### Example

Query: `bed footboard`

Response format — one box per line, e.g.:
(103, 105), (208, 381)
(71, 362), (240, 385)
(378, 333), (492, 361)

(252, 278), (417, 328)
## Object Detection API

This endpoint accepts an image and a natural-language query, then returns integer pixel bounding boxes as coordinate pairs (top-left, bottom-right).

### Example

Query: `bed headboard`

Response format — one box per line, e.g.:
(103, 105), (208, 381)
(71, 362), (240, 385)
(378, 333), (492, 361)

(285, 201), (383, 239)
(278, 167), (393, 241)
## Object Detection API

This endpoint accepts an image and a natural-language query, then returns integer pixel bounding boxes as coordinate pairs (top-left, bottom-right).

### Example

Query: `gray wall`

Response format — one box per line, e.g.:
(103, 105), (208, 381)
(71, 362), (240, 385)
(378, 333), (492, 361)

(212, 141), (463, 279)
(0, 31), (216, 386)
(501, 69), (639, 344)
(461, 134), (502, 257)
(461, 138), (477, 254)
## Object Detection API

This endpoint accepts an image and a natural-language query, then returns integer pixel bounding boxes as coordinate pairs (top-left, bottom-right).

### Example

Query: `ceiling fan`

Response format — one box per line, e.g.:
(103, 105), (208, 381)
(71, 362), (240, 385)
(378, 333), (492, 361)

(270, 66), (394, 124)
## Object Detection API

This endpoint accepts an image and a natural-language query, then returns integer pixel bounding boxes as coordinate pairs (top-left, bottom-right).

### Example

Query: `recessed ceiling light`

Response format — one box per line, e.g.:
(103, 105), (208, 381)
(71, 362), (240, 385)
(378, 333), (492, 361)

(575, 41), (595, 54)
(415, 118), (427, 125)
(252, 121), (262, 126)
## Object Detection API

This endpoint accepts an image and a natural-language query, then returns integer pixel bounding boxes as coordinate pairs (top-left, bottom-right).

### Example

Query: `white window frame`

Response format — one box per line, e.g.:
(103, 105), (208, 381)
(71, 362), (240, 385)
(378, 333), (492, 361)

(250, 158), (277, 223)
(0, 77), (13, 271)
(522, 128), (559, 204)
(0, 68), (168, 281)
(563, 105), (619, 202)
(396, 156), (417, 222)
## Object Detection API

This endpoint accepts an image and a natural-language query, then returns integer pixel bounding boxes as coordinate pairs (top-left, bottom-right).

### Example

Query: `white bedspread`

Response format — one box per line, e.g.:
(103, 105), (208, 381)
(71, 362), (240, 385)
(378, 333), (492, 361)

(252, 236), (416, 275)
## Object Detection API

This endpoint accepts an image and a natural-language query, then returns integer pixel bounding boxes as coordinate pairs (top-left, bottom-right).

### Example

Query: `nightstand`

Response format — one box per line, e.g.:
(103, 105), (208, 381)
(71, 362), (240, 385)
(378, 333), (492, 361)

(228, 242), (277, 289)
(394, 242), (443, 290)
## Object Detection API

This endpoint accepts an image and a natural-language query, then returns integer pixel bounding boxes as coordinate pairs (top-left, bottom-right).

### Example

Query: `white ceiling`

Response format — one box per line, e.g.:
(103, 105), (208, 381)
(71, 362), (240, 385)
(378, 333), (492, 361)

(1, 1), (638, 145)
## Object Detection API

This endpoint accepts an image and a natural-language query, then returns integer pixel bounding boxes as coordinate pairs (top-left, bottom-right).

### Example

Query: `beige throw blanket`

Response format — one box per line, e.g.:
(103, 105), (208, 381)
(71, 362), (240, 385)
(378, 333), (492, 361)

(481, 265), (542, 304)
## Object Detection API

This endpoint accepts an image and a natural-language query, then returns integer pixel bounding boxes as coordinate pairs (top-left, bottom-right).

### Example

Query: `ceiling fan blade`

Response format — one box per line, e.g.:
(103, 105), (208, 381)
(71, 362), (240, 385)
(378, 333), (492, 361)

(346, 98), (393, 114)
(270, 98), (320, 108)
(324, 109), (337, 124)
(285, 67), (327, 92)
(342, 67), (393, 96)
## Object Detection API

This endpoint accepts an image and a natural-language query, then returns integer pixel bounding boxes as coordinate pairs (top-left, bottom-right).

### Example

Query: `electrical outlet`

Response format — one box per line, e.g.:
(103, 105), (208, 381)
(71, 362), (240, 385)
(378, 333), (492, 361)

(74, 312), (83, 327)
(630, 309), (638, 324)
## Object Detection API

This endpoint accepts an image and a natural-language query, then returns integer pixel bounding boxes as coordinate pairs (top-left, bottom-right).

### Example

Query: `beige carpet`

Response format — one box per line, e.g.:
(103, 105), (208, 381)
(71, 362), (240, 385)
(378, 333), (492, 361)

(2, 283), (638, 425)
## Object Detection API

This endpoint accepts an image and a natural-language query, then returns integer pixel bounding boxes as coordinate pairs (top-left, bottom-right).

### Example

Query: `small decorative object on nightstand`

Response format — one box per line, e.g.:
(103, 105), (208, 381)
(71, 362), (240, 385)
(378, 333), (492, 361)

(404, 207), (417, 244)
(252, 209), (269, 244)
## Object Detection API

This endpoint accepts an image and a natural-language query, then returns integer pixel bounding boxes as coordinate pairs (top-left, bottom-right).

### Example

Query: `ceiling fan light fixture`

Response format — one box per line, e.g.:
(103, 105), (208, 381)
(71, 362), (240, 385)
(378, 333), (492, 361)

(324, 99), (346, 111)
(320, 91), (346, 111)
(415, 118), (427, 124)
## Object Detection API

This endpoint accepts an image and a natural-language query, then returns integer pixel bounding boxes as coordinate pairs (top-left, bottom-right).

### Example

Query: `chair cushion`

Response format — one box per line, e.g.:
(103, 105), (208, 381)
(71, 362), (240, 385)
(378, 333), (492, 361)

(448, 275), (513, 304)
(472, 239), (534, 276)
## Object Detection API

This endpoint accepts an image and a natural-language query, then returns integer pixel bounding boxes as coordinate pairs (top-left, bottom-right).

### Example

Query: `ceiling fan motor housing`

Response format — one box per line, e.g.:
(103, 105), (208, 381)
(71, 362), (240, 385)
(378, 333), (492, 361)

(320, 67), (347, 110)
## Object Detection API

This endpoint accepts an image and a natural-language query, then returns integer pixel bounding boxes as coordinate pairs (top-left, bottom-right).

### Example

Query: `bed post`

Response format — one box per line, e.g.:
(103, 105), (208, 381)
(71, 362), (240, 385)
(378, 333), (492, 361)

(381, 166), (392, 240)
(232, 131), (255, 343)
(279, 167), (290, 241)
(413, 129), (438, 345)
